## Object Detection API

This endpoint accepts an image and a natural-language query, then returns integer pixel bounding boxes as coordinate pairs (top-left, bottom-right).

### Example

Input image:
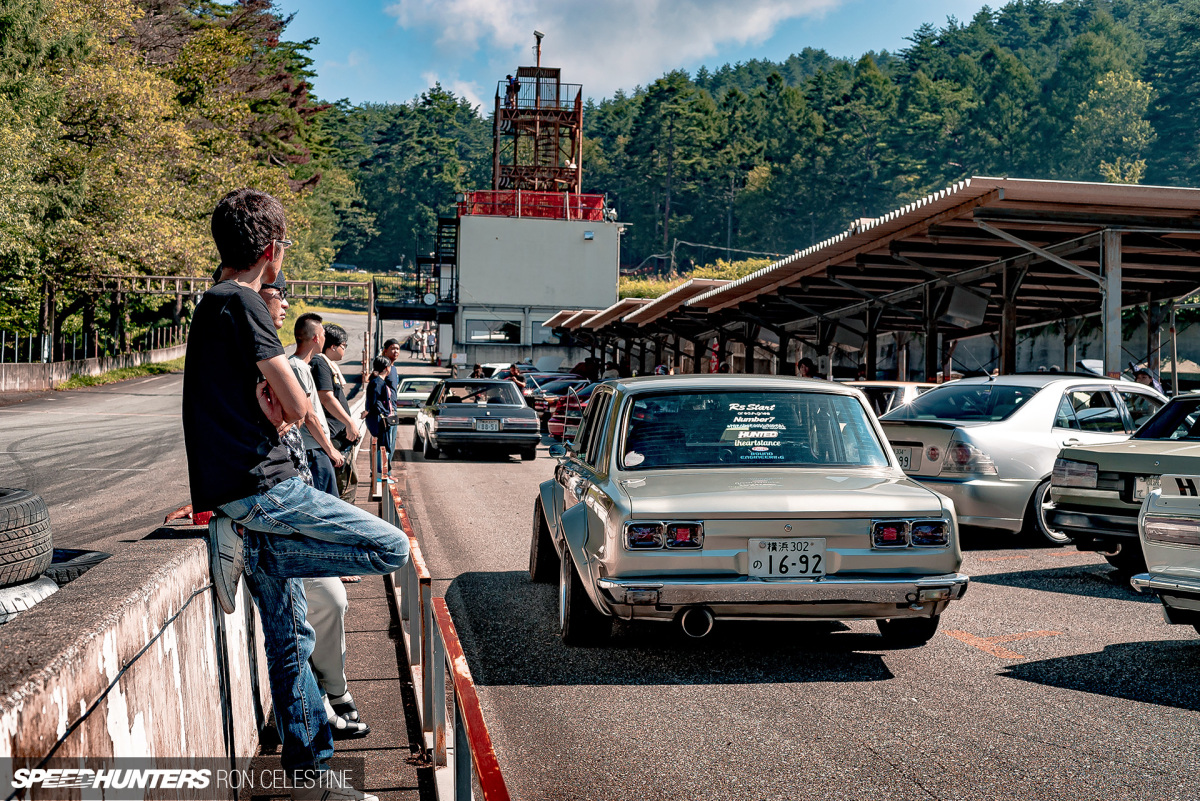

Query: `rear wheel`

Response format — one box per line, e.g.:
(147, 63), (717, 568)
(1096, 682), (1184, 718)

(1103, 542), (1146, 577)
(521, 448), (537, 461)
(1028, 479), (1072, 546)
(412, 426), (424, 453)
(876, 615), (940, 647)
(529, 501), (559, 583)
(423, 431), (440, 460)
(559, 555), (610, 645)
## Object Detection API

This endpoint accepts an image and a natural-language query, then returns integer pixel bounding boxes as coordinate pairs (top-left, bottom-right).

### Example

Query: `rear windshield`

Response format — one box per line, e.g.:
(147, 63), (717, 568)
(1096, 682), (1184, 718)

(620, 391), (889, 470)
(1133, 397), (1200, 440)
(439, 382), (523, 406)
(883, 383), (1041, 422)
(400, 379), (439, 394)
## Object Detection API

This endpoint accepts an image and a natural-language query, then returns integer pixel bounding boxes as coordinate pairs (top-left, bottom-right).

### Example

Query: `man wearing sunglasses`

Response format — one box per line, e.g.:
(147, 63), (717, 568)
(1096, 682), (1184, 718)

(184, 188), (407, 800)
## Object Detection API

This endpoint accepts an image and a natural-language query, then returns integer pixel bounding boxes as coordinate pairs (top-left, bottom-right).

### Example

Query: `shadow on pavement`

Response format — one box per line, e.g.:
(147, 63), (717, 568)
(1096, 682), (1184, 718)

(972, 564), (1156, 603)
(958, 526), (1042, 552)
(1000, 639), (1200, 711)
(445, 570), (898, 687)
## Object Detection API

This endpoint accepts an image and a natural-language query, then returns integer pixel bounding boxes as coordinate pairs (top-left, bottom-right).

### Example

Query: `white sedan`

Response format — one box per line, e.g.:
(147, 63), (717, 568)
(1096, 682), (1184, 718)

(393, 377), (440, 421)
(1132, 475), (1200, 635)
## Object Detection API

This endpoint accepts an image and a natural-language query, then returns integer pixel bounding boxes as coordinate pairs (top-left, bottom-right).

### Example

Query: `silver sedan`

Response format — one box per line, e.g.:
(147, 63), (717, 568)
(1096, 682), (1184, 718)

(880, 375), (1165, 544)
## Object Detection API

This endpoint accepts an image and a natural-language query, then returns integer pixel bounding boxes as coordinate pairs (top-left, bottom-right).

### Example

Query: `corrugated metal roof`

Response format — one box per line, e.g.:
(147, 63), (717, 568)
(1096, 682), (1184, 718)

(541, 310), (581, 328)
(560, 309), (602, 329)
(622, 278), (730, 326)
(579, 297), (650, 330)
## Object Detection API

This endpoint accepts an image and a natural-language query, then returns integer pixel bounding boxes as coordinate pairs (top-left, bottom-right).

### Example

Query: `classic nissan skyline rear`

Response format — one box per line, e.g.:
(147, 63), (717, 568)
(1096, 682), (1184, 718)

(529, 375), (969, 646)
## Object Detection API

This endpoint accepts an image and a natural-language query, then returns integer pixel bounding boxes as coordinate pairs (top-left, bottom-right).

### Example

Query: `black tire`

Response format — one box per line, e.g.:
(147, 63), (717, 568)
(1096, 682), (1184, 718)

(559, 555), (610, 646)
(423, 431), (440, 460)
(1103, 543), (1147, 577)
(521, 448), (537, 461)
(876, 615), (941, 647)
(529, 501), (559, 583)
(0, 488), (52, 588)
(1027, 479), (1072, 546)
(43, 549), (112, 587)
(0, 576), (58, 623)
(412, 426), (423, 453)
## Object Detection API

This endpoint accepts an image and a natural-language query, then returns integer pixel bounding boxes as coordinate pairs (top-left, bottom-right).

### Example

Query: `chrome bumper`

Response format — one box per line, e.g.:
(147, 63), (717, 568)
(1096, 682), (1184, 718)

(1130, 572), (1200, 598)
(597, 572), (969, 607)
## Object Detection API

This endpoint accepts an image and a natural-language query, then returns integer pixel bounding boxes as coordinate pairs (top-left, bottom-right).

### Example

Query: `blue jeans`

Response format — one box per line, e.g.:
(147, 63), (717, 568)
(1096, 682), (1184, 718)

(219, 476), (409, 772)
(305, 448), (338, 497)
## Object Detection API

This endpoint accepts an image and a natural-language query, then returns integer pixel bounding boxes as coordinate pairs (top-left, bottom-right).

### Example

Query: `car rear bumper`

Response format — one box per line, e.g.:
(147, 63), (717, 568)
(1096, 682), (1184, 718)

(911, 476), (1031, 532)
(1049, 507), (1138, 543)
(595, 572), (969, 621)
(433, 431), (541, 449)
(394, 407), (419, 419)
(1131, 571), (1200, 624)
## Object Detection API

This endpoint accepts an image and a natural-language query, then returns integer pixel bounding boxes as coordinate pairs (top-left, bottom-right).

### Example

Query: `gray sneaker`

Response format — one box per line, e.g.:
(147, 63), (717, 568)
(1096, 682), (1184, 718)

(292, 783), (378, 801)
(208, 516), (244, 614)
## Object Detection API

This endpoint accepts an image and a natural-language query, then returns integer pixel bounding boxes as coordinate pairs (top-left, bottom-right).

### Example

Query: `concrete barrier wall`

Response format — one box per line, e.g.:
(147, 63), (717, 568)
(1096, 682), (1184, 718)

(0, 533), (270, 783)
(0, 344), (188, 392)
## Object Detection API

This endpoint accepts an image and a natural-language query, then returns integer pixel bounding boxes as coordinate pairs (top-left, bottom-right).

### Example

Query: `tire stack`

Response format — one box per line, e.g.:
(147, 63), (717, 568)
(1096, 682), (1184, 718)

(0, 488), (57, 624)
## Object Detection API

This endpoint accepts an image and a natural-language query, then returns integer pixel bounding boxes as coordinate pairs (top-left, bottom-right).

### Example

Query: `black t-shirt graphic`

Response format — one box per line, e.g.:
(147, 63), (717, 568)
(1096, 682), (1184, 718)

(311, 355), (351, 443)
(182, 281), (298, 512)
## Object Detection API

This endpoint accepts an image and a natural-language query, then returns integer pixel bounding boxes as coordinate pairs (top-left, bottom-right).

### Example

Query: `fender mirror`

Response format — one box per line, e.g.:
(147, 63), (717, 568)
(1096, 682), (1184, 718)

(548, 443), (567, 458)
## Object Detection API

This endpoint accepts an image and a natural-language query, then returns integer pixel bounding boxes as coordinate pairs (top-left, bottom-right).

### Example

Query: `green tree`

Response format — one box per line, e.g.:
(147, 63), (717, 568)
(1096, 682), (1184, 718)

(1069, 70), (1156, 183)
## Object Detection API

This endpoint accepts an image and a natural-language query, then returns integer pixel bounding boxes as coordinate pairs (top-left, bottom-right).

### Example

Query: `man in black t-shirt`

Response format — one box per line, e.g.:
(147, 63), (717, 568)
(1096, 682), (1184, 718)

(183, 188), (407, 795)
(312, 323), (359, 449)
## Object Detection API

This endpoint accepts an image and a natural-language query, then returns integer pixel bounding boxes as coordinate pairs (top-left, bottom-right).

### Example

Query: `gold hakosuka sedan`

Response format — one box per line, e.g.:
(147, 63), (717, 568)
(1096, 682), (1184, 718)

(529, 375), (969, 646)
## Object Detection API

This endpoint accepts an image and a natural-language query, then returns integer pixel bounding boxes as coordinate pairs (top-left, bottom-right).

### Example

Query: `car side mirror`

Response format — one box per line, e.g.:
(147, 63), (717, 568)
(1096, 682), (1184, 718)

(548, 443), (567, 458)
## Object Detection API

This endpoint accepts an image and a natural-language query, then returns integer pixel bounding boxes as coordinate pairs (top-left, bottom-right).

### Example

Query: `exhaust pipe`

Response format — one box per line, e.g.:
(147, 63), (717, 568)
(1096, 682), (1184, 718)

(679, 606), (715, 639)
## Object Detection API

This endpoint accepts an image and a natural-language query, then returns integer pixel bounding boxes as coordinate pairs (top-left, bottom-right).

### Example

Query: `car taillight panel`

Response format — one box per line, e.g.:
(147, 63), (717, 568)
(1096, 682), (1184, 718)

(940, 433), (998, 475)
(871, 518), (951, 549)
(665, 522), (704, 549)
(502, 417), (539, 429)
(1143, 515), (1200, 547)
(871, 520), (910, 548)
(1052, 458), (1098, 488)
(910, 520), (950, 547)
(437, 416), (471, 428)
(625, 522), (665, 550)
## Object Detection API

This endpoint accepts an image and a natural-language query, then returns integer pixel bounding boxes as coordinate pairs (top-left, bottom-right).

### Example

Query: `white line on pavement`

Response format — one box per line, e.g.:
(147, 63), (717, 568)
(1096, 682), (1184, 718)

(66, 467), (152, 472)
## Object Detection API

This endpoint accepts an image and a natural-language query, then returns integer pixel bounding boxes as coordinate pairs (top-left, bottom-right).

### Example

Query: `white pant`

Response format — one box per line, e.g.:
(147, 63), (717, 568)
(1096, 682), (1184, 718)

(303, 577), (349, 699)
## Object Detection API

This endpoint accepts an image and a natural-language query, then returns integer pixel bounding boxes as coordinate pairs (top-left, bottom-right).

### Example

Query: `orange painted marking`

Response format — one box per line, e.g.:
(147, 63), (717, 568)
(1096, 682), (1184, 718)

(977, 555), (1030, 562)
(944, 629), (1062, 659)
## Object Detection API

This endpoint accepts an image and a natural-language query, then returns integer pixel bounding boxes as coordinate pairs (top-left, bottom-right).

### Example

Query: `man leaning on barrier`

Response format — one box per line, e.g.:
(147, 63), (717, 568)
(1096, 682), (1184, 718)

(183, 187), (408, 800)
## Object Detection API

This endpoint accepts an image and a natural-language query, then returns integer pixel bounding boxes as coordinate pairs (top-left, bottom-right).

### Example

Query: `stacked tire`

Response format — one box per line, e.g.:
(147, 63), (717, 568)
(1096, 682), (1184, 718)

(0, 488), (57, 624)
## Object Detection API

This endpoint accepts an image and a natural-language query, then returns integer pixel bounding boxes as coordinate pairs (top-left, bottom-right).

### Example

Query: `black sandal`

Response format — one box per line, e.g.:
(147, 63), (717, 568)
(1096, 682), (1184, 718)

(329, 695), (369, 739)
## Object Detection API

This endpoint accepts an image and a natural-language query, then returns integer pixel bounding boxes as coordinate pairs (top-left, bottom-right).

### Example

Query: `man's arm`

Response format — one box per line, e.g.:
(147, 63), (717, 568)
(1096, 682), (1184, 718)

(318, 389), (360, 442)
(258, 355), (309, 426)
(302, 406), (345, 468)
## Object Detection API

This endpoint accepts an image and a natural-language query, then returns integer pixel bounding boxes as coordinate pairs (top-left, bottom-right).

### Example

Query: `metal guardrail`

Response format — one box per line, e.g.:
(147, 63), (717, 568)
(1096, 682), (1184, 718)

(379, 481), (511, 801)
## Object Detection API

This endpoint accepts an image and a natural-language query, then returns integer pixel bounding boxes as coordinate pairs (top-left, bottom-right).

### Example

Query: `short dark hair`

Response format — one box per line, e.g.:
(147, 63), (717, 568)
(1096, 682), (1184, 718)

(382, 338), (400, 350)
(294, 312), (323, 343)
(323, 323), (347, 349)
(211, 188), (286, 272)
(371, 356), (391, 374)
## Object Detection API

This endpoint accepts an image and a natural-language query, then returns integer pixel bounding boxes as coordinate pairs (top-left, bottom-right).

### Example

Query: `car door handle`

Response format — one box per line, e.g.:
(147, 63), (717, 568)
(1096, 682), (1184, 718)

(1062, 438), (1080, 445)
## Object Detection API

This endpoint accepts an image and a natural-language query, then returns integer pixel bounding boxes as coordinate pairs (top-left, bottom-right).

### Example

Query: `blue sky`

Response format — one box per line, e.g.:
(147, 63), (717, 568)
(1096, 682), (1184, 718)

(278, 0), (997, 109)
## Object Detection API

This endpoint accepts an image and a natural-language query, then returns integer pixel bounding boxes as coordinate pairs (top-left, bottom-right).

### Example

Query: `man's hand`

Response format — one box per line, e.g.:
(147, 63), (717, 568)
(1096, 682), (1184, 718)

(344, 425), (360, 443)
(257, 381), (285, 429)
(328, 450), (345, 468)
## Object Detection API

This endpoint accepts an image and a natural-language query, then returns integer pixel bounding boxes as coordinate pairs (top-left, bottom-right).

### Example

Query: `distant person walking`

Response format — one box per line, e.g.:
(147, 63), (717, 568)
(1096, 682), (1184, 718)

(185, 187), (406, 799)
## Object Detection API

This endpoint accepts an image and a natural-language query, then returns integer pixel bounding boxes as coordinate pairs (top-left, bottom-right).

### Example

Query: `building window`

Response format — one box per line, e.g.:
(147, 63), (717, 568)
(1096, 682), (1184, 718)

(533, 323), (561, 345)
(466, 319), (522, 344)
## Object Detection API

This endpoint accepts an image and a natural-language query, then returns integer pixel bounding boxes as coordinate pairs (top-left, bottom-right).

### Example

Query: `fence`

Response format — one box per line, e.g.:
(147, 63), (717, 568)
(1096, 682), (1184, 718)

(379, 479), (511, 801)
(0, 323), (187, 364)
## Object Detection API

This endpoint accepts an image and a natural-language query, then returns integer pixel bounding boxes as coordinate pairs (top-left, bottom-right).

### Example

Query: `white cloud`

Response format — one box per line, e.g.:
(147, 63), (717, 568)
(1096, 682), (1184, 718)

(386, 0), (845, 96)
(323, 48), (369, 70)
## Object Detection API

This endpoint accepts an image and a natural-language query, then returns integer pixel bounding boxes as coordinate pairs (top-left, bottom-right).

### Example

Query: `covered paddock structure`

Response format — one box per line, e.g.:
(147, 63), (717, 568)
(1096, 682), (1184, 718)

(549, 177), (1200, 380)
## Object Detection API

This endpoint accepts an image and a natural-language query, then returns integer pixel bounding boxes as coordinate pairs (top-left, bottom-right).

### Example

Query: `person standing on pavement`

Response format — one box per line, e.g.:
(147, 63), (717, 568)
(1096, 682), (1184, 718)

(289, 311), (345, 497)
(312, 323), (359, 452)
(508, 363), (527, 391)
(365, 356), (396, 483)
(185, 188), (406, 799)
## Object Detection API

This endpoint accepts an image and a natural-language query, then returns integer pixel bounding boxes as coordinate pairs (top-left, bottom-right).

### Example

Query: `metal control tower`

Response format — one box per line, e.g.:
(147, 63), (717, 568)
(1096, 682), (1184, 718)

(493, 32), (583, 193)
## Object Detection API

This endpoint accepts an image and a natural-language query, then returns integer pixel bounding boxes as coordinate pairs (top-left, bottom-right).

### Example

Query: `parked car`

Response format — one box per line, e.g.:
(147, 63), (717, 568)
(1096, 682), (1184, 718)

(529, 378), (592, 425)
(847, 381), (937, 416)
(880, 374), (1166, 544)
(1131, 473), (1200, 633)
(546, 383), (597, 440)
(1050, 392), (1198, 573)
(529, 375), (969, 646)
(414, 379), (541, 461)
(393, 377), (441, 421)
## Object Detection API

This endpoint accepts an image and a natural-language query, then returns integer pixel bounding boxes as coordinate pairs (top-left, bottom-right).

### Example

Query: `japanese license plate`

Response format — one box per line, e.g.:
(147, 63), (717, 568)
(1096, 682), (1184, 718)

(748, 538), (826, 578)
(475, 419), (499, 432)
(1134, 475), (1160, 500)
(893, 447), (920, 470)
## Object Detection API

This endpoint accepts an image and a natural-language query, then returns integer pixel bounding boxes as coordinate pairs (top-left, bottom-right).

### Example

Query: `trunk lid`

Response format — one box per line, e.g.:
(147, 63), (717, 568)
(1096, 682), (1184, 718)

(880, 420), (987, 478)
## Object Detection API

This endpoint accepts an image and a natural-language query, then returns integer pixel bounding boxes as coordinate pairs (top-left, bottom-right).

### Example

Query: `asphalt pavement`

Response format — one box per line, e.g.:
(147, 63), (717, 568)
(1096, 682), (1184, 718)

(0, 310), (400, 552)
(392, 364), (1200, 801)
